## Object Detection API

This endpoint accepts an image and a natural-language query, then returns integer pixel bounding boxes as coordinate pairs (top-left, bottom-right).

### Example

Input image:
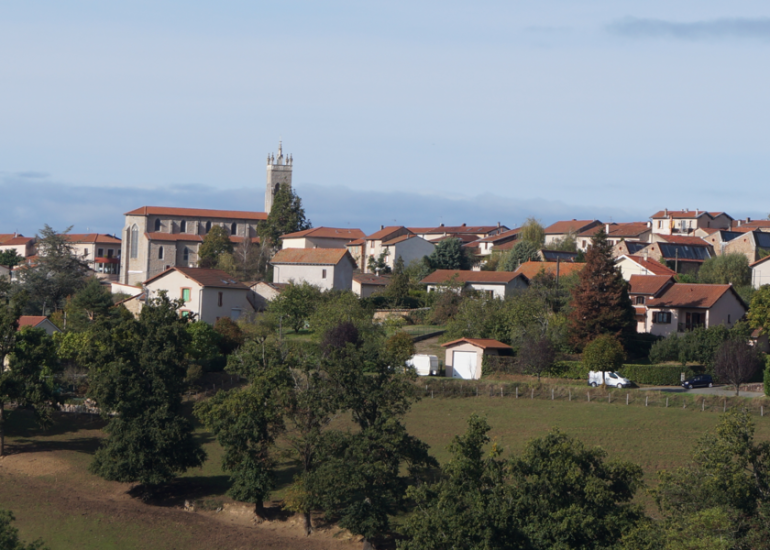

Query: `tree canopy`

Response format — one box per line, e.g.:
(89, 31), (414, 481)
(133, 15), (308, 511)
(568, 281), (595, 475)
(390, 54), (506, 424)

(499, 240), (539, 271)
(426, 238), (472, 271)
(698, 253), (751, 286)
(519, 217), (545, 246)
(258, 183), (311, 251)
(198, 225), (234, 268)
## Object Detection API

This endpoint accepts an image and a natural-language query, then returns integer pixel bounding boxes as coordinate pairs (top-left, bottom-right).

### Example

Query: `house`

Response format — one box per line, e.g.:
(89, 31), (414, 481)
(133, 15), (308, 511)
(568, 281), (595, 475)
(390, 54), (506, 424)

(64, 234), (123, 281)
(510, 261), (585, 287)
(280, 227), (365, 250)
(441, 338), (512, 380)
(650, 209), (732, 236)
(612, 240), (649, 259)
(644, 283), (746, 337)
(352, 273), (390, 298)
(700, 230), (745, 256)
(720, 230), (770, 264)
(627, 275), (674, 332)
(0, 234), (36, 258)
(121, 206), (265, 286)
(362, 226), (414, 273)
(250, 281), (288, 310)
(471, 227), (522, 256)
(544, 220), (602, 247)
(636, 241), (712, 276)
(271, 248), (356, 291)
(380, 234), (435, 271)
(576, 222), (651, 252)
(420, 270), (522, 298)
(17, 316), (61, 335)
(750, 255), (770, 289)
(615, 255), (677, 281)
(412, 224), (509, 242)
(537, 249), (578, 262)
(143, 267), (254, 324)
(733, 218), (770, 232)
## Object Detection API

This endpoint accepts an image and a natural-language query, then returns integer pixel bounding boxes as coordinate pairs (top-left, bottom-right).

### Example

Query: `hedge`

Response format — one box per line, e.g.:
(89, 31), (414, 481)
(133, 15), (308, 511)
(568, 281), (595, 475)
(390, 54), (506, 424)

(548, 361), (590, 380)
(619, 364), (704, 386)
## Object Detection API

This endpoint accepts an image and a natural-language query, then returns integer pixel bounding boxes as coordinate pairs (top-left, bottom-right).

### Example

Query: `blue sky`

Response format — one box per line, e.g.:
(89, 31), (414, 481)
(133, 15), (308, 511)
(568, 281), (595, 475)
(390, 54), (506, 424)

(2, 1), (769, 236)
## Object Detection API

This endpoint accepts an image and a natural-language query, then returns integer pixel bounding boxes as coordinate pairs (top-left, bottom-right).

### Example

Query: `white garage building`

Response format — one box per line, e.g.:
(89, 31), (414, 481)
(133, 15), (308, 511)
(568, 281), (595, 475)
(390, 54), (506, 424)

(441, 338), (513, 380)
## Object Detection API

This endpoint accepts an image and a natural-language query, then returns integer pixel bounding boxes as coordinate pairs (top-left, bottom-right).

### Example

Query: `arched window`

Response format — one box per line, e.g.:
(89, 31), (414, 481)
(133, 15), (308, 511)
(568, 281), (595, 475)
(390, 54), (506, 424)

(231, 222), (237, 235)
(158, 246), (164, 260)
(205, 221), (212, 233)
(130, 225), (139, 258)
(154, 218), (161, 232)
(180, 220), (187, 233)
(183, 247), (189, 262)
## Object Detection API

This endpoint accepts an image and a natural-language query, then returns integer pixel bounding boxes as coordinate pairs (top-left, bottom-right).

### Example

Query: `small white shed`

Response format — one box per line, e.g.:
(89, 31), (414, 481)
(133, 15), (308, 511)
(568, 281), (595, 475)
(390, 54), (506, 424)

(441, 338), (512, 380)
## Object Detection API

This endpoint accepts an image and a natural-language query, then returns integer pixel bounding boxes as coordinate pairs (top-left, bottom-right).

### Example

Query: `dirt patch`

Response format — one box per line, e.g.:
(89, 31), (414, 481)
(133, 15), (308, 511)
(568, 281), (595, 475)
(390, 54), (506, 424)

(0, 452), (71, 477)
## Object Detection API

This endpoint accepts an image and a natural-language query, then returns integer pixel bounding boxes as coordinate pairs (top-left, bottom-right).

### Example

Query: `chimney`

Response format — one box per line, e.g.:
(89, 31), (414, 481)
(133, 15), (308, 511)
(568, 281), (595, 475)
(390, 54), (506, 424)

(497, 222), (501, 228)
(695, 208), (699, 216)
(462, 223), (466, 227)
(748, 217), (752, 223)
(664, 208), (668, 217)
(647, 221), (651, 228)
(605, 223), (610, 234)
(380, 225), (384, 230)
(440, 223), (444, 227)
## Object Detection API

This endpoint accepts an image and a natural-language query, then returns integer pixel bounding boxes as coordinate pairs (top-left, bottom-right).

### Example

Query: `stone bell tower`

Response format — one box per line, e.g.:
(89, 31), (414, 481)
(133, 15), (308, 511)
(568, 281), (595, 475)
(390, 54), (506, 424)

(265, 140), (293, 213)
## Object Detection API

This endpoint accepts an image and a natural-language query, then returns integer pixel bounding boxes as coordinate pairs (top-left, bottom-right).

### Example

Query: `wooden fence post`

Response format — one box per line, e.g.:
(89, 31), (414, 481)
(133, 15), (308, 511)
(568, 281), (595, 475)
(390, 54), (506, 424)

(702, 399), (705, 412)
(724, 399), (726, 412)
(569, 389), (571, 401)
(551, 388), (554, 401)
(666, 397), (669, 408)
(515, 387), (518, 399)
(531, 389), (534, 399)
(626, 393), (629, 405)
(587, 392), (590, 402)
(645, 395), (648, 407)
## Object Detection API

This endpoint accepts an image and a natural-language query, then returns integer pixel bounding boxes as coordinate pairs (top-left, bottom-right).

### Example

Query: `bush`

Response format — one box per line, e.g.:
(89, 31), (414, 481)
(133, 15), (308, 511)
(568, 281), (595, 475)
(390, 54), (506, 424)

(620, 364), (703, 386)
(482, 355), (520, 376)
(582, 335), (625, 373)
(548, 361), (590, 380)
(764, 357), (770, 397)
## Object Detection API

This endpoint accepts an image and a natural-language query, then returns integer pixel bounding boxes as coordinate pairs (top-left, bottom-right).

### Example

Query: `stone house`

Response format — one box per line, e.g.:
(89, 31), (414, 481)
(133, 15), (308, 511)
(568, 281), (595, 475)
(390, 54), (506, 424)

(271, 248), (356, 291)
(281, 227), (365, 250)
(612, 241), (649, 258)
(636, 241), (713, 276)
(700, 230), (746, 256)
(720, 230), (770, 263)
(441, 338), (512, 380)
(143, 267), (253, 324)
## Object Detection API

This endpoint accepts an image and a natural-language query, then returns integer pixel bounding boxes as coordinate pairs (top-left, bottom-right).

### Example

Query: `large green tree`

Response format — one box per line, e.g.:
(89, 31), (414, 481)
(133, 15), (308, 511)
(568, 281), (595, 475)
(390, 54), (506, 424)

(520, 217), (546, 246)
(698, 253), (751, 286)
(0, 250), (24, 272)
(568, 229), (636, 351)
(426, 238), (472, 271)
(258, 183), (311, 252)
(384, 256), (410, 307)
(267, 281), (323, 333)
(88, 293), (205, 491)
(198, 225), (234, 268)
(499, 240), (540, 271)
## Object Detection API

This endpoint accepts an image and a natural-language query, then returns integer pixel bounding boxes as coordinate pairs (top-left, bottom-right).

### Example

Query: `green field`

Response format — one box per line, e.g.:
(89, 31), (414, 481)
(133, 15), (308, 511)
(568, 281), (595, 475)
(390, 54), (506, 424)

(3, 393), (770, 549)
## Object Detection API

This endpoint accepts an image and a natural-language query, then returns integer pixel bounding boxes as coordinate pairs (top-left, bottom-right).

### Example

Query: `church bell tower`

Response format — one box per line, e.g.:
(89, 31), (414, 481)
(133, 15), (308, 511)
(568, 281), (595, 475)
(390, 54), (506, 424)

(265, 140), (293, 213)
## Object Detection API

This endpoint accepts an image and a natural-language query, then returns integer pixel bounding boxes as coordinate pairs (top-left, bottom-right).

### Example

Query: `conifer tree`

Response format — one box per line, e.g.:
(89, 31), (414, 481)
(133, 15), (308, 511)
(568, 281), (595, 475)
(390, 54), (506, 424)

(258, 183), (311, 252)
(568, 229), (635, 351)
(385, 257), (410, 307)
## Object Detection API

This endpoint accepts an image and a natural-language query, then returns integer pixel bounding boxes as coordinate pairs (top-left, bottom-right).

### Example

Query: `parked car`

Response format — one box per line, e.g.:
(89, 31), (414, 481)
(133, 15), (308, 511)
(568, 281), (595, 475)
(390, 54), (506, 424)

(681, 374), (713, 390)
(588, 371), (632, 388)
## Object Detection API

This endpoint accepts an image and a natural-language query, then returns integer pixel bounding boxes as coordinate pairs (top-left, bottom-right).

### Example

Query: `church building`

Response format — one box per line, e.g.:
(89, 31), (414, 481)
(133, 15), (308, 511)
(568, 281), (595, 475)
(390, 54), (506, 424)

(119, 141), (292, 286)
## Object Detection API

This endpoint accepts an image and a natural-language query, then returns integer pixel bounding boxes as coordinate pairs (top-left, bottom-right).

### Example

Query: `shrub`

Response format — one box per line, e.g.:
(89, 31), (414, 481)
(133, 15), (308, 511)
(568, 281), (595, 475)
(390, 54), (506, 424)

(764, 357), (770, 397)
(619, 364), (703, 386)
(548, 361), (590, 380)
(582, 335), (625, 374)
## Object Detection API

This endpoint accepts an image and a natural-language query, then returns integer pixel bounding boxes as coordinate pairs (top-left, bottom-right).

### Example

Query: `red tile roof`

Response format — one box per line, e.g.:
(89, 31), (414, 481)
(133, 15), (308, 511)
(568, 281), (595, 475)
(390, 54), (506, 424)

(125, 206), (267, 220)
(577, 224), (614, 238)
(650, 210), (710, 219)
(420, 225), (505, 235)
(420, 269), (520, 285)
(511, 261), (585, 280)
(628, 275), (674, 296)
(474, 227), (522, 244)
(623, 255), (677, 276)
(383, 234), (424, 246)
(0, 236), (35, 246)
(17, 316), (49, 328)
(64, 233), (121, 244)
(353, 273), (390, 285)
(270, 248), (352, 266)
(145, 267), (249, 289)
(750, 255), (770, 268)
(281, 227), (365, 240)
(367, 226), (411, 241)
(346, 238), (365, 246)
(657, 235), (710, 246)
(428, 234), (478, 244)
(648, 283), (743, 310)
(0, 234), (17, 244)
(441, 337), (512, 350)
(740, 220), (770, 228)
(607, 222), (650, 238)
(544, 220), (601, 235)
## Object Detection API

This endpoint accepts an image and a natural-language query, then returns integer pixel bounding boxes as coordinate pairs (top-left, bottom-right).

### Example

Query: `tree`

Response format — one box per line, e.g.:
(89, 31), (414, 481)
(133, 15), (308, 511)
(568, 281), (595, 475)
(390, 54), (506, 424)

(0, 509), (48, 550)
(499, 240), (540, 271)
(748, 285), (770, 332)
(217, 236), (264, 281)
(309, 290), (376, 340)
(213, 316), (245, 355)
(518, 336), (556, 382)
(320, 321), (360, 356)
(15, 226), (89, 314)
(543, 232), (577, 252)
(444, 295), (509, 343)
(0, 250), (24, 271)
(198, 225), (233, 268)
(713, 339), (761, 396)
(384, 257), (409, 307)
(367, 252), (391, 275)
(1, 327), (60, 457)
(69, 277), (114, 326)
(426, 238), (472, 271)
(520, 217), (546, 246)
(89, 293), (205, 491)
(258, 183), (311, 252)
(698, 253), (751, 286)
(267, 282), (322, 333)
(583, 335), (625, 385)
(383, 330), (415, 367)
(568, 229), (636, 351)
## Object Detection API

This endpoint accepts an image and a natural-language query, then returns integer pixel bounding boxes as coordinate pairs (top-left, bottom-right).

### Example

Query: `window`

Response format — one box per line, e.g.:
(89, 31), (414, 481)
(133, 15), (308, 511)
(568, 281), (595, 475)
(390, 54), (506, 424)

(83, 248), (88, 256)
(158, 246), (164, 260)
(107, 249), (113, 258)
(322, 269), (327, 279)
(205, 221), (212, 233)
(653, 312), (672, 324)
(635, 296), (645, 305)
(181, 310), (190, 318)
(154, 218), (161, 232)
(183, 247), (189, 262)
(97, 248), (104, 257)
(130, 225), (139, 258)
(180, 220), (187, 233)
(218, 292), (223, 307)
(182, 288), (191, 302)
(231, 222), (237, 235)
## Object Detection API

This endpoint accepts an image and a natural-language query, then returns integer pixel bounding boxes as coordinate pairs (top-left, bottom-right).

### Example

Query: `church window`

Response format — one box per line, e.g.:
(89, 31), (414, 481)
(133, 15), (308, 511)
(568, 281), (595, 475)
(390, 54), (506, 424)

(154, 218), (161, 232)
(180, 220), (187, 233)
(183, 247), (189, 262)
(158, 246), (164, 260)
(205, 221), (212, 233)
(231, 222), (237, 235)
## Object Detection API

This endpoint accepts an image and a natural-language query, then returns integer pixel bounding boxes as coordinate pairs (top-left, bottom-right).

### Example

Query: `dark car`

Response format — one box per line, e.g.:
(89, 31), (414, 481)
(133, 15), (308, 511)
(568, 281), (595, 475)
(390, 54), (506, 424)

(681, 374), (713, 390)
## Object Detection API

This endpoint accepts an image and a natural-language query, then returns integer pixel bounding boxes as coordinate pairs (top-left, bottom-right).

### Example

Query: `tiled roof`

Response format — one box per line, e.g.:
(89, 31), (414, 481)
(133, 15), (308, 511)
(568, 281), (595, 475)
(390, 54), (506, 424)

(607, 222), (650, 238)
(145, 267), (249, 289)
(281, 227), (365, 240)
(383, 234), (422, 246)
(64, 233), (121, 244)
(623, 255), (677, 276)
(0, 234), (17, 244)
(709, 212), (733, 219)
(648, 283), (742, 310)
(0, 236), (35, 246)
(420, 269), (520, 285)
(353, 273), (390, 286)
(347, 238), (365, 246)
(125, 206), (267, 220)
(474, 227), (522, 244)
(650, 210), (710, 219)
(408, 227), (439, 234)
(657, 235), (710, 246)
(428, 234), (478, 244)
(420, 225), (505, 235)
(739, 220), (770, 228)
(252, 281), (288, 292)
(577, 224), (613, 238)
(270, 248), (351, 266)
(17, 316), (49, 328)
(367, 226), (411, 241)
(544, 220), (601, 235)
(750, 255), (770, 268)
(441, 337), (512, 350)
(511, 261), (585, 281)
(628, 275), (674, 296)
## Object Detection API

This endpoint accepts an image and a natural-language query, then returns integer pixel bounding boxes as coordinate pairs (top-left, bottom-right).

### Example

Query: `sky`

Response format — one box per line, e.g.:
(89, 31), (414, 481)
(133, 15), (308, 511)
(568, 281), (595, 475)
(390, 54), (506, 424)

(1, 1), (769, 236)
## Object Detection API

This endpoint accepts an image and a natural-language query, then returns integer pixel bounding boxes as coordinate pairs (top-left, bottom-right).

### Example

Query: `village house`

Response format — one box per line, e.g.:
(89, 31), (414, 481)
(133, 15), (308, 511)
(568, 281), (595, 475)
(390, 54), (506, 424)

(380, 234), (434, 270)
(412, 223), (509, 243)
(718, 230), (770, 263)
(576, 222), (651, 252)
(17, 316), (61, 335)
(509, 261), (585, 288)
(544, 220), (602, 247)
(249, 281), (287, 310)
(64, 234), (123, 281)
(627, 275), (675, 332)
(469, 227), (521, 256)
(650, 209), (732, 236)
(636, 240), (713, 276)
(537, 249), (578, 262)
(750, 255), (770, 289)
(612, 240), (649, 258)
(615, 254), (677, 281)
(281, 227), (365, 250)
(0, 234), (36, 258)
(352, 273), (390, 298)
(271, 248), (356, 291)
(441, 338), (512, 380)
(420, 270), (522, 298)
(143, 267), (253, 324)
(358, 226), (414, 273)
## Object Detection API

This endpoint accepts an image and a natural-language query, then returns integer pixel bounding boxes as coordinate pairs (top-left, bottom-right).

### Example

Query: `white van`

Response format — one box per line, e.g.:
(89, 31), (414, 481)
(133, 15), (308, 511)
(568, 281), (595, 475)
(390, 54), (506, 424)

(406, 354), (440, 376)
(588, 371), (631, 388)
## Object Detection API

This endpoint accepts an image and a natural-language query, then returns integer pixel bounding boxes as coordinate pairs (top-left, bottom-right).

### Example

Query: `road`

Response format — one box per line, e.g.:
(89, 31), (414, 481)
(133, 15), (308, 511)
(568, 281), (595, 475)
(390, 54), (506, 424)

(640, 385), (765, 398)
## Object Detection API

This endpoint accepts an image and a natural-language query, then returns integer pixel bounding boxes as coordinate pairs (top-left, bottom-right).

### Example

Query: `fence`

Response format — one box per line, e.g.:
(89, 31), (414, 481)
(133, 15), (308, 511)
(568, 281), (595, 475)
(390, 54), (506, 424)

(419, 378), (770, 418)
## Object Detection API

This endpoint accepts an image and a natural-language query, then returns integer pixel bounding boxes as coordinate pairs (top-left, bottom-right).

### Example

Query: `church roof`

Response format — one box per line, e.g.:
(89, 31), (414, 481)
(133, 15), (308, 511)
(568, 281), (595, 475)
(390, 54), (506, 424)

(125, 206), (267, 221)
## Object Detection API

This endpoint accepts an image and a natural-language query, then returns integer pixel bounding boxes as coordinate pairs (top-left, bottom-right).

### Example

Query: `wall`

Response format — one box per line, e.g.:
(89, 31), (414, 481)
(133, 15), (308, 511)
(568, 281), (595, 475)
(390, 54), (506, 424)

(466, 282), (507, 299)
(752, 260), (770, 289)
(706, 291), (746, 329)
(198, 287), (253, 324)
(646, 308), (681, 337)
(274, 264), (336, 291)
(389, 237), (435, 270)
(724, 235), (758, 263)
(352, 280), (385, 298)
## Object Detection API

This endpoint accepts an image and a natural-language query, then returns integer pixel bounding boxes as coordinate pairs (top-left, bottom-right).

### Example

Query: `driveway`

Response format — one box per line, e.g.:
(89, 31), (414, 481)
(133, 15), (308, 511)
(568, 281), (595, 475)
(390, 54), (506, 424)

(640, 385), (765, 398)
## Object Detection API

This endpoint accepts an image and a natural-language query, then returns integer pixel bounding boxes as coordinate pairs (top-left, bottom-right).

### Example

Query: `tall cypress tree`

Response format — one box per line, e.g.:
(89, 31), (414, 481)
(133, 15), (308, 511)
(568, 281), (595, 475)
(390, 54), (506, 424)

(568, 229), (636, 351)
(258, 183), (311, 252)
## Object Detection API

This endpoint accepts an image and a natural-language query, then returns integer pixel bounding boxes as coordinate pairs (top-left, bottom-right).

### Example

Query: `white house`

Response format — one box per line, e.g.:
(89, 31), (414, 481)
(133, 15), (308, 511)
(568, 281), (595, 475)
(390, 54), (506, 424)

(143, 267), (253, 324)
(280, 227), (365, 250)
(441, 338), (512, 380)
(615, 254), (677, 281)
(249, 281), (287, 310)
(751, 255), (770, 289)
(649, 209), (732, 236)
(420, 270), (521, 299)
(271, 248), (356, 291)
(352, 273), (390, 298)
(380, 234), (435, 271)
(544, 220), (602, 246)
